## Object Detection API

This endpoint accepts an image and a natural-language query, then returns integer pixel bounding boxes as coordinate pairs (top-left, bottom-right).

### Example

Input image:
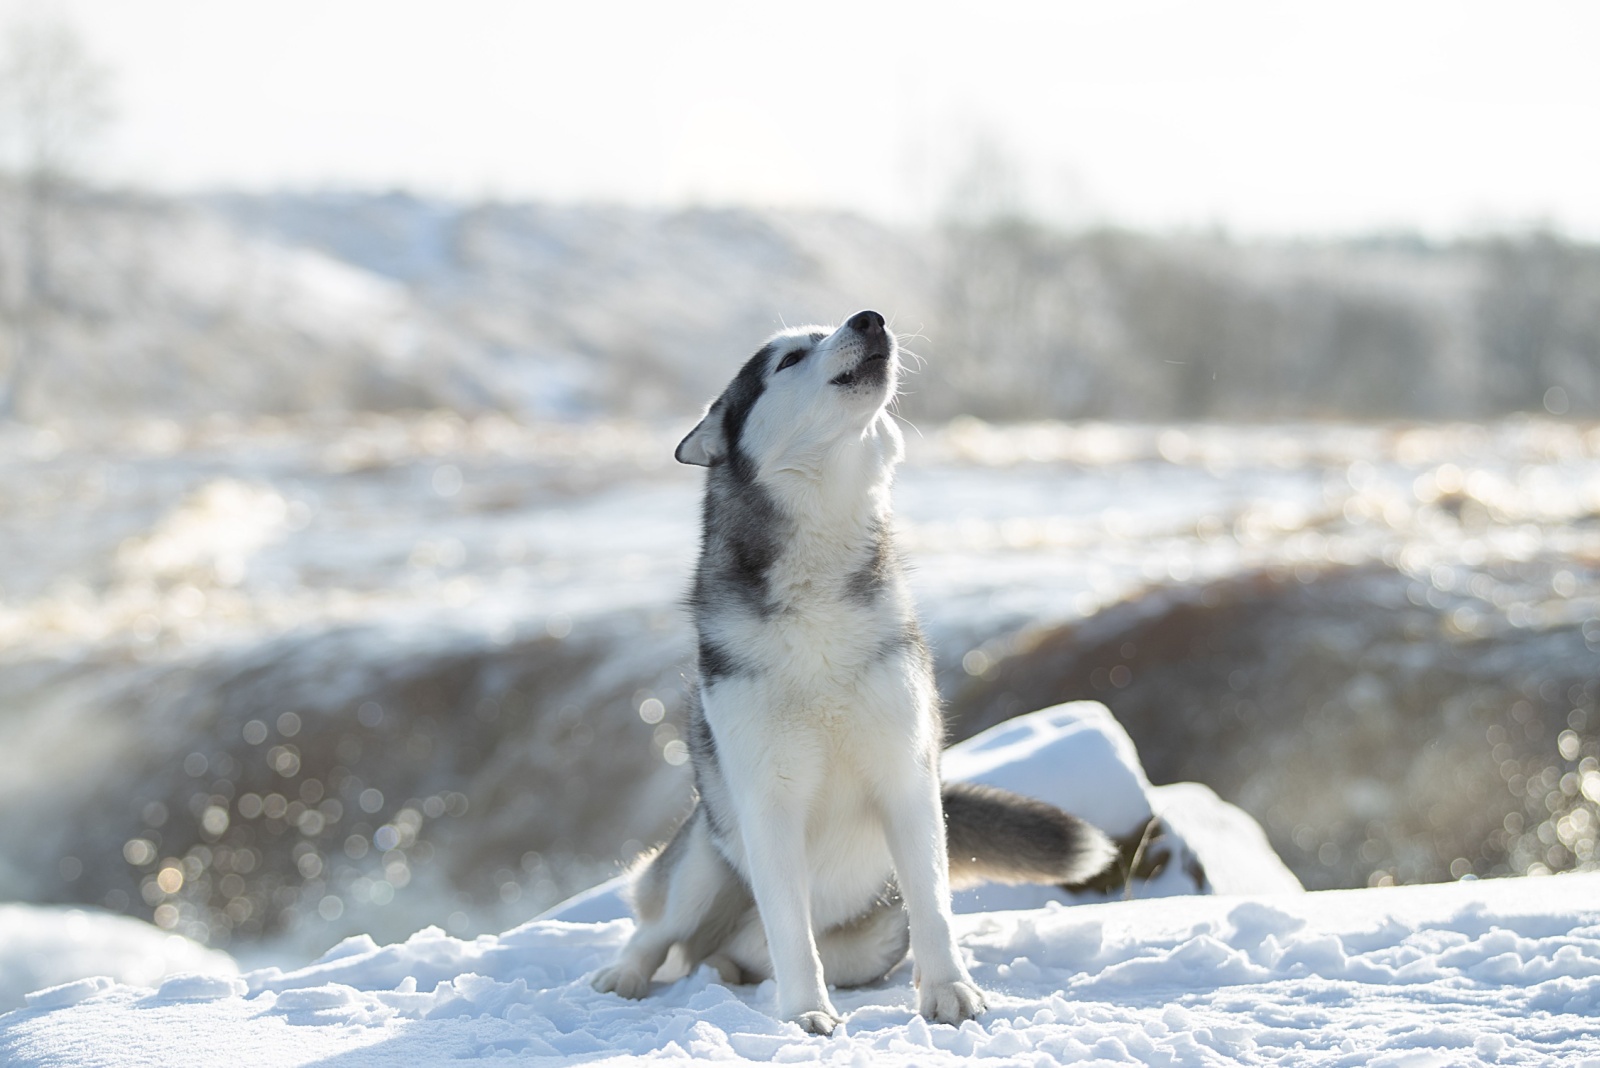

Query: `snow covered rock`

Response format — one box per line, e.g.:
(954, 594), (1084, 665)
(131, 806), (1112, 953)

(1150, 781), (1305, 896)
(944, 701), (1154, 838)
(945, 703), (1303, 910)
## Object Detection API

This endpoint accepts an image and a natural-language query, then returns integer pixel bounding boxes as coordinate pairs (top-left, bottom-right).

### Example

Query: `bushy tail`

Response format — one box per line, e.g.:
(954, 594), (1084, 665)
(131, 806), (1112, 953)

(942, 781), (1117, 891)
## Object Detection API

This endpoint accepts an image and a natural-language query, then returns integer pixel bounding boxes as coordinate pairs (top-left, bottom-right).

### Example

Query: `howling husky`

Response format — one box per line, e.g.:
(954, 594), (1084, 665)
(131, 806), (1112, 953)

(591, 311), (1115, 1033)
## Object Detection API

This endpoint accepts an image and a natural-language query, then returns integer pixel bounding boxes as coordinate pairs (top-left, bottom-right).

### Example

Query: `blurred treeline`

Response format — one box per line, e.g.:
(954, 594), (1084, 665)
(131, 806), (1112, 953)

(3, 182), (1598, 427)
(937, 222), (1600, 422)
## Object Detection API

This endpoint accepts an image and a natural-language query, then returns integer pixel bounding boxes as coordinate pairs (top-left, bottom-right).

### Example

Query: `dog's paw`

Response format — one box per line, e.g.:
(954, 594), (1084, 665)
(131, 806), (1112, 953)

(789, 1009), (843, 1036)
(919, 978), (987, 1025)
(590, 965), (651, 1000)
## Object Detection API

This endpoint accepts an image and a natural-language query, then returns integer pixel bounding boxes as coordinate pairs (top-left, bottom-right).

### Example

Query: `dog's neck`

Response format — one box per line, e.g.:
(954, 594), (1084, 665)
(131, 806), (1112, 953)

(729, 415), (902, 615)
(761, 414), (900, 547)
(695, 412), (905, 623)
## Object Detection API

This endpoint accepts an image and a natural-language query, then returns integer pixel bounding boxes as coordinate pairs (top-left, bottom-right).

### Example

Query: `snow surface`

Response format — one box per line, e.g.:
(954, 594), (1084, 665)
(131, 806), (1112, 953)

(9, 706), (1593, 1066)
(0, 905), (235, 1013)
(4, 874), (1598, 1066)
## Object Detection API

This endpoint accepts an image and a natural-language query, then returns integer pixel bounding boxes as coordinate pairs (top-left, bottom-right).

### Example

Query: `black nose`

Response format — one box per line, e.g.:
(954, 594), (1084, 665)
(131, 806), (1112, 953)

(846, 310), (885, 336)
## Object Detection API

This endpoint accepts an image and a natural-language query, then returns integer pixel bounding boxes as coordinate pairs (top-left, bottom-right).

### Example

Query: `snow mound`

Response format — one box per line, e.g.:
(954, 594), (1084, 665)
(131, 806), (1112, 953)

(23, 976), (114, 1011)
(152, 974), (250, 1003)
(3, 875), (1598, 1066)
(0, 905), (236, 1012)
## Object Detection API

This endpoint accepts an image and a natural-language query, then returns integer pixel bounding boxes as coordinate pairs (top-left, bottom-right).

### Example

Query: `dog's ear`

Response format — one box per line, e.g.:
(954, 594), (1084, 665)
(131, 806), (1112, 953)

(675, 406), (726, 467)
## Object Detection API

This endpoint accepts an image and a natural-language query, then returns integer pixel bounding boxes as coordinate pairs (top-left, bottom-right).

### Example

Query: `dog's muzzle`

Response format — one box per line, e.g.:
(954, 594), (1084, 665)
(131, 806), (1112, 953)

(831, 310), (892, 387)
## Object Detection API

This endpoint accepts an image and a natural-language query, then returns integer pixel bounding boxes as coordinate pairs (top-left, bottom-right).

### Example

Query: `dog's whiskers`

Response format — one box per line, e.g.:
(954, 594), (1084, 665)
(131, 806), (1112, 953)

(897, 347), (928, 374)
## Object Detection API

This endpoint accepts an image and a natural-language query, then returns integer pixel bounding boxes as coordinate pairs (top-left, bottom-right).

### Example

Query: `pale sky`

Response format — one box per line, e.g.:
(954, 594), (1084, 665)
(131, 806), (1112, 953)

(11, 0), (1600, 236)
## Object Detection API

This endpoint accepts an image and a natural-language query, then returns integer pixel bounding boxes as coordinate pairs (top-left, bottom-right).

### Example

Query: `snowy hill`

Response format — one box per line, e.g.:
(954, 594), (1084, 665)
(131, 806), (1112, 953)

(4, 188), (936, 422)
(206, 191), (937, 417)
(1, 190), (531, 419)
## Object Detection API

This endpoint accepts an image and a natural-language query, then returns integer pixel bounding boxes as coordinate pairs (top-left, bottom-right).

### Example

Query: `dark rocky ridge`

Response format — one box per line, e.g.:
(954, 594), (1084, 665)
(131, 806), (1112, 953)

(947, 558), (1600, 890)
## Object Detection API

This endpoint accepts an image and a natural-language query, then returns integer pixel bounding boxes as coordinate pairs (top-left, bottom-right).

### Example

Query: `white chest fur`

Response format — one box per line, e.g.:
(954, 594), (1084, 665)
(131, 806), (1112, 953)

(704, 423), (918, 719)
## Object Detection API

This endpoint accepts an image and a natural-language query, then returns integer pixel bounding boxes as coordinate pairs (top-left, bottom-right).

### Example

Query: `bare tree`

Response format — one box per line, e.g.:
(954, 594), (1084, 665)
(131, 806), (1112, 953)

(0, 16), (115, 419)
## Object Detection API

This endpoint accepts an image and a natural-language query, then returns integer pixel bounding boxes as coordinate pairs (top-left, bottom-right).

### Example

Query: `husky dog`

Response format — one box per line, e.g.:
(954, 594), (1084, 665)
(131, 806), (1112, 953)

(591, 311), (1115, 1034)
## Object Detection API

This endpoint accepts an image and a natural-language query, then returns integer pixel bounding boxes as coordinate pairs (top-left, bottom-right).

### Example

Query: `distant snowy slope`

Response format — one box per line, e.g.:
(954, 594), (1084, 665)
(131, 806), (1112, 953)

(210, 192), (938, 417)
(9, 190), (937, 422)
(15, 189), (1581, 424)
(208, 191), (1570, 425)
(4, 874), (1596, 1066)
(3, 192), (544, 420)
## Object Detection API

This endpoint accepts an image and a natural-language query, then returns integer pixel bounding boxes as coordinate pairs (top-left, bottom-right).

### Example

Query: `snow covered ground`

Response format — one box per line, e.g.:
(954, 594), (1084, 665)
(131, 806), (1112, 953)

(5, 870), (1597, 1066)
(5, 705), (1597, 1066)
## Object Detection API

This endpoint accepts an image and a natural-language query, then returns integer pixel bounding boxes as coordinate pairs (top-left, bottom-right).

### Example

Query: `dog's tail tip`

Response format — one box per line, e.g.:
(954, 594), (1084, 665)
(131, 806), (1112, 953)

(942, 780), (1118, 890)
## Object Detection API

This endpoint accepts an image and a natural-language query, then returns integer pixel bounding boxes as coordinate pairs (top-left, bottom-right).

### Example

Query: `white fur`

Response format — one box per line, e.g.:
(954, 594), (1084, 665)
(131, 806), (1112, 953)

(595, 316), (985, 1033)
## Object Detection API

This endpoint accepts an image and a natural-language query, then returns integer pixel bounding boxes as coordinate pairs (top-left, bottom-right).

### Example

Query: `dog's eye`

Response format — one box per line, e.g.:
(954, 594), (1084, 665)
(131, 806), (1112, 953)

(775, 349), (808, 372)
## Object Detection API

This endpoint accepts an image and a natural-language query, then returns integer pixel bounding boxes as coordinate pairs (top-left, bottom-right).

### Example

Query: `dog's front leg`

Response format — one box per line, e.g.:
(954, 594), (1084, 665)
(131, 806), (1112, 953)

(707, 692), (839, 1034)
(734, 794), (839, 1035)
(879, 755), (987, 1025)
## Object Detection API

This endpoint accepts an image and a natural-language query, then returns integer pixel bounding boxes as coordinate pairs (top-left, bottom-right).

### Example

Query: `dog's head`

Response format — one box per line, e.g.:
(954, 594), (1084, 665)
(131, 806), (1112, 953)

(676, 310), (899, 472)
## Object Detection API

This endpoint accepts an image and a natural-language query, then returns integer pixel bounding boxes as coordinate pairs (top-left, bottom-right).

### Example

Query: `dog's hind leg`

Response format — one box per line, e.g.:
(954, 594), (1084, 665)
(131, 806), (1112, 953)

(817, 890), (911, 988)
(711, 890), (910, 991)
(591, 807), (750, 999)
